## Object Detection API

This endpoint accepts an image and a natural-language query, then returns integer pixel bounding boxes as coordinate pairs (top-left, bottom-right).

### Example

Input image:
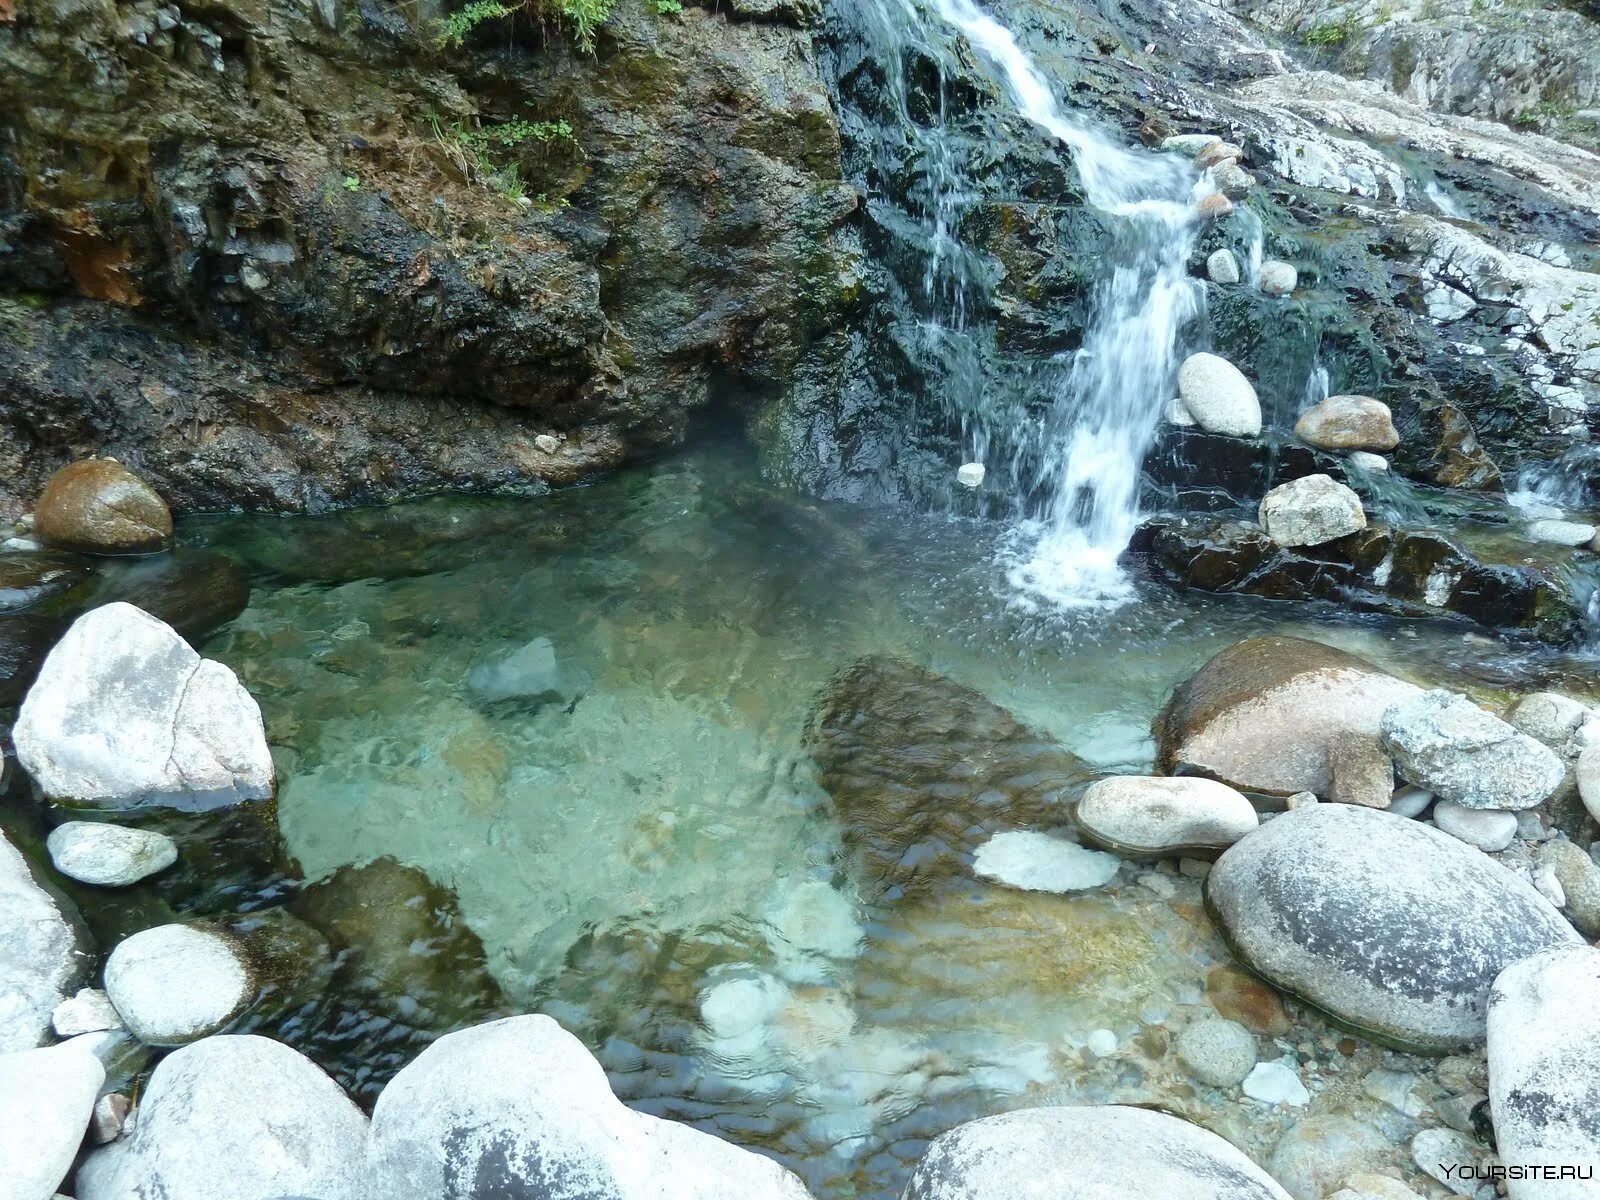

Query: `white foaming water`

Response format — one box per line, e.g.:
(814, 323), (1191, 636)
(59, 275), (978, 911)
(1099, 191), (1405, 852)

(928, 0), (1208, 607)
(1425, 180), (1468, 220)
(1303, 361), (1329, 411)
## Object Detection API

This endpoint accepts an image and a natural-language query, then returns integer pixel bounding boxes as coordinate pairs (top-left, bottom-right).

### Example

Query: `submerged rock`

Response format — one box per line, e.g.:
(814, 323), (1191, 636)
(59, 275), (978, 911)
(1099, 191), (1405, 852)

(0, 613), (68, 705)
(1381, 689), (1564, 810)
(104, 923), (254, 1046)
(1208, 804), (1578, 1049)
(1525, 519), (1596, 547)
(77, 1034), (368, 1200)
(0, 550), (90, 614)
(970, 831), (1119, 892)
(901, 1105), (1292, 1199)
(46, 821), (178, 887)
(1487, 943), (1600, 1196)
(0, 1041), (104, 1200)
(1258, 474), (1366, 548)
(1243, 1060), (1309, 1106)
(366, 1014), (813, 1199)
(1176, 1017), (1258, 1087)
(85, 550), (250, 644)
(33, 460), (172, 554)
(0, 829), (87, 1052)
(1176, 352), (1262, 437)
(1155, 635), (1420, 807)
(1295, 396), (1400, 452)
(1076, 775), (1258, 856)
(806, 656), (1090, 901)
(14, 602), (274, 808)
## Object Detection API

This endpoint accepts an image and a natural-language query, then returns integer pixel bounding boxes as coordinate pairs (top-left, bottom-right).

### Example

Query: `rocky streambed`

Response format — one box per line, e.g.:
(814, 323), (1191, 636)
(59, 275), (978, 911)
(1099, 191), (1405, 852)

(5, 446), (1600, 1198)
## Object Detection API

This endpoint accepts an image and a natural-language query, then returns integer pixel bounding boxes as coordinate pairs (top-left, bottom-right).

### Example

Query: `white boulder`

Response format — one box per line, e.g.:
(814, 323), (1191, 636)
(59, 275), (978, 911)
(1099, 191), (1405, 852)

(47, 822), (177, 887)
(1242, 1060), (1309, 1106)
(1207, 249), (1241, 284)
(0, 829), (86, 1052)
(104, 924), (253, 1046)
(14, 603), (274, 808)
(1177, 353), (1262, 437)
(76, 1034), (368, 1200)
(1526, 519), (1596, 547)
(1258, 474), (1366, 547)
(1382, 690), (1565, 810)
(1076, 776), (1257, 857)
(0, 1041), (104, 1200)
(1258, 260), (1298, 296)
(52, 988), (121, 1038)
(366, 1014), (813, 1199)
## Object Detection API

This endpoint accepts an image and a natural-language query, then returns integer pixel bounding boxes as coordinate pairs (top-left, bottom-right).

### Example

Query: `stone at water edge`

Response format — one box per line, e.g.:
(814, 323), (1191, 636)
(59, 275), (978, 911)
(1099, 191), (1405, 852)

(1175, 1017), (1257, 1087)
(1177, 352), (1262, 437)
(33, 459), (173, 554)
(104, 923), (254, 1046)
(971, 831), (1120, 892)
(1258, 260), (1298, 296)
(1487, 943), (1600, 1198)
(1348, 451), (1389, 473)
(1508, 691), (1590, 751)
(1195, 141), (1244, 170)
(1382, 689), (1565, 810)
(1214, 161), (1256, 200)
(1535, 839), (1600, 937)
(0, 1041), (105, 1200)
(1525, 518), (1596, 547)
(13, 602), (274, 808)
(1198, 192), (1236, 219)
(900, 1105), (1292, 1199)
(1258, 473), (1366, 548)
(76, 1034), (369, 1200)
(47, 821), (178, 887)
(0, 828), (87, 1052)
(1432, 800), (1519, 852)
(1154, 635), (1421, 808)
(1206, 803), (1578, 1050)
(365, 1014), (814, 1199)
(1242, 1060), (1309, 1106)
(1295, 395), (1401, 452)
(1162, 133), (1222, 155)
(1166, 396), (1197, 426)
(1075, 775), (1258, 857)
(955, 462), (985, 488)
(52, 987), (122, 1038)
(1208, 248), (1241, 284)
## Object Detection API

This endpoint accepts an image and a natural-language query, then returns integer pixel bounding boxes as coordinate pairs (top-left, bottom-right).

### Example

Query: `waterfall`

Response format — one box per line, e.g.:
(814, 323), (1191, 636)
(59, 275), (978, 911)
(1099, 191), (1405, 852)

(925, 0), (1208, 607)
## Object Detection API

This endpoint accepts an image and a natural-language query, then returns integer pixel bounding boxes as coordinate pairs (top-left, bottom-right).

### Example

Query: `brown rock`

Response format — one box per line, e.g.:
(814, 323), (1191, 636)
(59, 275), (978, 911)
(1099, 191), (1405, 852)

(34, 460), (172, 553)
(1295, 395), (1401, 452)
(1197, 192), (1235, 219)
(1206, 965), (1291, 1035)
(1195, 141), (1245, 170)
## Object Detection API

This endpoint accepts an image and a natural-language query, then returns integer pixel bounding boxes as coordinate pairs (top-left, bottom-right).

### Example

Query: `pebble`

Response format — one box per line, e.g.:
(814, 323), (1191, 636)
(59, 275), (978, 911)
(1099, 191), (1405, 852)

(534, 434), (560, 454)
(1166, 396), (1196, 426)
(1195, 141), (1244, 170)
(91, 1092), (131, 1144)
(47, 822), (178, 888)
(1176, 1018), (1257, 1087)
(1197, 192), (1234, 219)
(1242, 1060), (1309, 1106)
(1411, 1127), (1483, 1195)
(1536, 838), (1600, 935)
(1532, 864), (1566, 907)
(956, 462), (985, 488)
(1431, 801), (1518, 852)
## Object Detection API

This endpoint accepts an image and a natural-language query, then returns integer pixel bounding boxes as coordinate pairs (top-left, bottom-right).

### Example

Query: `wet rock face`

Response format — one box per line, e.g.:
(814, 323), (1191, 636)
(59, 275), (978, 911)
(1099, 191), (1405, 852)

(32, 460), (173, 553)
(1154, 635), (1419, 807)
(901, 1105), (1292, 1199)
(806, 655), (1091, 901)
(1208, 804), (1579, 1050)
(0, 0), (853, 516)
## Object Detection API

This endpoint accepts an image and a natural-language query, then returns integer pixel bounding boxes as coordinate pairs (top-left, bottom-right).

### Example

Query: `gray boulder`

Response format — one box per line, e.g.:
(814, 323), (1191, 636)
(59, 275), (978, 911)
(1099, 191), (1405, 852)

(1155, 635), (1420, 808)
(1487, 943), (1600, 1196)
(104, 924), (254, 1046)
(0, 828), (87, 1051)
(1076, 776), (1258, 857)
(1208, 804), (1578, 1050)
(14, 602), (274, 809)
(1176, 353), (1262, 437)
(901, 1105), (1291, 1199)
(1382, 690), (1564, 810)
(0, 1041), (105, 1200)
(1258, 474), (1366, 547)
(366, 1014), (814, 1199)
(46, 822), (178, 887)
(76, 1034), (368, 1200)
(1258, 260), (1298, 296)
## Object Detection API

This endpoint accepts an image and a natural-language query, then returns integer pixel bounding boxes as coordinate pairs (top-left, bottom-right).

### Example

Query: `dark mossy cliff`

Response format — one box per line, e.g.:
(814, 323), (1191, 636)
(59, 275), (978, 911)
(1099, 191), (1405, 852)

(0, 0), (859, 515)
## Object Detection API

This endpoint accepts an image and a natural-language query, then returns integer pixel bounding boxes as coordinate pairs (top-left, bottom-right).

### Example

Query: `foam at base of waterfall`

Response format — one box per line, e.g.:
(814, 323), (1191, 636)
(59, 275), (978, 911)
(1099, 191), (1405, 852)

(998, 521), (1138, 611)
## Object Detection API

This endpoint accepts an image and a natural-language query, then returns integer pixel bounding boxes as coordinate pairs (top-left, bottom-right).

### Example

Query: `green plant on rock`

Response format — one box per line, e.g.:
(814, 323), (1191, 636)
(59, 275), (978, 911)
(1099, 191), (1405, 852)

(434, 0), (614, 53)
(430, 113), (576, 204)
(654, 0), (682, 12)
(1304, 15), (1358, 45)
(342, 174), (362, 191)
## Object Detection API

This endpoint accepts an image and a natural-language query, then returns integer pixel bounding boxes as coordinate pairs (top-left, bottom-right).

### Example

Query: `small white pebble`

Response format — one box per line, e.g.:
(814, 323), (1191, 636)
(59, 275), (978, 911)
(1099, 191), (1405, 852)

(1085, 1028), (1118, 1057)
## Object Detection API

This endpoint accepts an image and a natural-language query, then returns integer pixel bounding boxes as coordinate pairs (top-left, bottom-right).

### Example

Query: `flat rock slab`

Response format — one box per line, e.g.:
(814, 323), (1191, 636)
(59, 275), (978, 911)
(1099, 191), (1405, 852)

(901, 1105), (1292, 1199)
(1208, 804), (1578, 1050)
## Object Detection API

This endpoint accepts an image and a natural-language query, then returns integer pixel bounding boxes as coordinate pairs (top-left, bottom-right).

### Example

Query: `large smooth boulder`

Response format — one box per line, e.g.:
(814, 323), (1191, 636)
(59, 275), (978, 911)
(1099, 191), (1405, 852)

(1176, 353), (1262, 437)
(1258, 474), (1366, 547)
(366, 1014), (814, 1199)
(901, 1105), (1292, 1199)
(0, 829), (87, 1052)
(1076, 776), (1258, 857)
(0, 1041), (104, 1200)
(1381, 690), (1564, 810)
(806, 656), (1090, 901)
(104, 924), (254, 1046)
(1487, 944), (1600, 1198)
(13, 603), (274, 809)
(47, 822), (178, 887)
(33, 459), (172, 554)
(76, 1035), (368, 1200)
(1294, 396), (1400, 452)
(1154, 636), (1421, 808)
(1208, 804), (1578, 1050)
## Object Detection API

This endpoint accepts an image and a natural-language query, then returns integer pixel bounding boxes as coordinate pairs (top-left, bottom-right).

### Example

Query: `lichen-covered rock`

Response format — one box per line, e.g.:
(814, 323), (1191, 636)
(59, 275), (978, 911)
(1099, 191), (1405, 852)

(0, 829), (88, 1052)
(1381, 689), (1565, 810)
(14, 602), (274, 808)
(76, 1034), (368, 1200)
(806, 656), (1091, 900)
(1487, 943), (1600, 1198)
(1155, 635), (1420, 807)
(33, 459), (172, 553)
(366, 1014), (813, 1199)
(1295, 396), (1400, 453)
(1177, 352), (1263, 437)
(104, 924), (254, 1046)
(1076, 775), (1258, 856)
(901, 1105), (1292, 1199)
(1258, 474), (1366, 548)
(1208, 804), (1578, 1049)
